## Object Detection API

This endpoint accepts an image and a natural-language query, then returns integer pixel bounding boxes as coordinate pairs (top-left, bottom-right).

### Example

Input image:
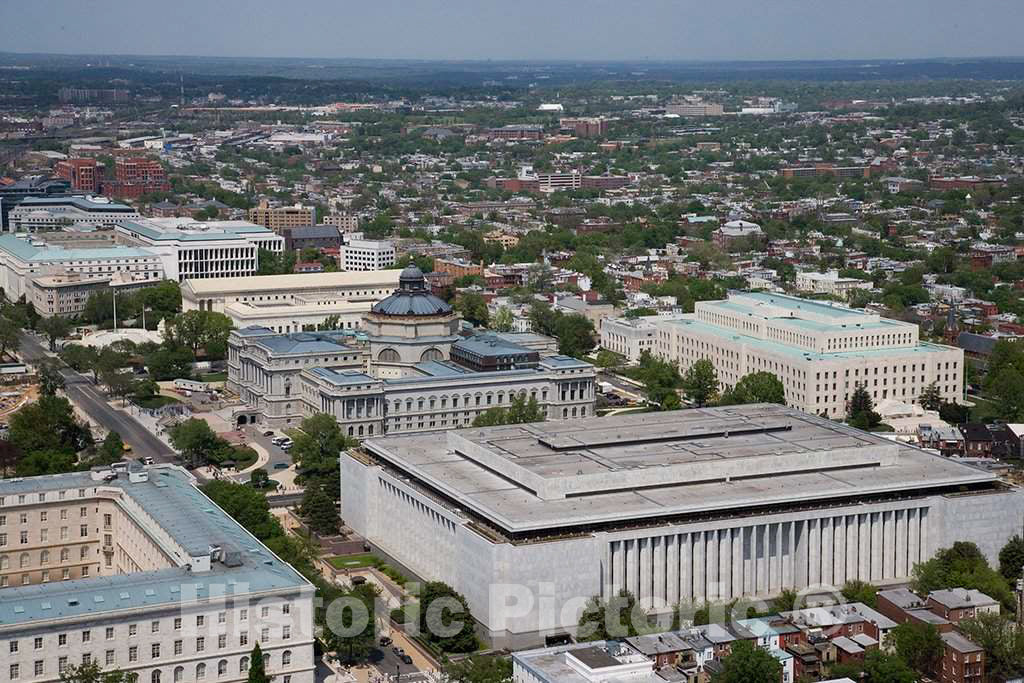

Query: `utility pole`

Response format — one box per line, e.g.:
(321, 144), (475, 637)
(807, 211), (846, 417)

(112, 288), (117, 332)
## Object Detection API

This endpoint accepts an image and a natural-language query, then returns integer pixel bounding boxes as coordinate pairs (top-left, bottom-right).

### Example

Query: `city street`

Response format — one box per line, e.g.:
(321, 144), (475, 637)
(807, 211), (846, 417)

(18, 332), (177, 463)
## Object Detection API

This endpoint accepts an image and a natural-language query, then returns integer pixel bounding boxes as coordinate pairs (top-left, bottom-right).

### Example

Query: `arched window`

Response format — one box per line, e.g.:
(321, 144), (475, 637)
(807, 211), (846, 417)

(19, 553), (29, 568)
(240, 657), (249, 673)
(151, 671), (162, 683)
(347, 427), (353, 436)
(282, 650), (292, 666)
(263, 654), (270, 667)
(357, 425), (364, 436)
(218, 660), (228, 677)
(420, 348), (443, 362)
(196, 663), (206, 680)
(0, 556), (7, 570)
(378, 348), (400, 363)
(40, 550), (49, 564)
(173, 667), (183, 683)
(60, 548), (70, 562)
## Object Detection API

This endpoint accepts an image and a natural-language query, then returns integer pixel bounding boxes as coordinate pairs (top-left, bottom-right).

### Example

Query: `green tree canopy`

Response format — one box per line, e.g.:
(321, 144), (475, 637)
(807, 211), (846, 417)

(682, 359), (719, 407)
(442, 655), (512, 683)
(419, 581), (479, 653)
(578, 590), (647, 641)
(889, 621), (944, 675)
(718, 371), (785, 406)
(912, 541), (1015, 610)
(714, 639), (783, 683)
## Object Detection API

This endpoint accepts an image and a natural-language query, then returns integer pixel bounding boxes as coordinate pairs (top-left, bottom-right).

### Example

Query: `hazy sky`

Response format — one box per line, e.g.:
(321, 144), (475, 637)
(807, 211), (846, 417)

(2, 0), (1022, 62)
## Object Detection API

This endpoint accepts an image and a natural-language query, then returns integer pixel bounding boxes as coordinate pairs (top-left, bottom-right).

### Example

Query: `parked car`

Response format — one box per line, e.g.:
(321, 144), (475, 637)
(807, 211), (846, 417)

(400, 654), (413, 665)
(273, 462), (289, 470)
(263, 430), (274, 437)
(379, 636), (392, 647)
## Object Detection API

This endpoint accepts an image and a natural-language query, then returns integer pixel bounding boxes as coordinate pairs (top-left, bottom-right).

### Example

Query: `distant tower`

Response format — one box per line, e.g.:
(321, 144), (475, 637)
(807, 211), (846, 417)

(180, 74), (184, 107)
(945, 302), (959, 343)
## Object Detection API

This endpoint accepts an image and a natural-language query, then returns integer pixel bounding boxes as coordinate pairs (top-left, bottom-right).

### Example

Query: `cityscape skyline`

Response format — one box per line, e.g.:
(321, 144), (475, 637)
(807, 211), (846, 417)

(1, 0), (1022, 62)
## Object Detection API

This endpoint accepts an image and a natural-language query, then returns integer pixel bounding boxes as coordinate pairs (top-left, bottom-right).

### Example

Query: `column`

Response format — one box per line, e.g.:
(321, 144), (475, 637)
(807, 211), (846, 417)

(821, 518), (834, 587)
(871, 512), (883, 582)
(744, 527), (755, 596)
(919, 507), (930, 564)
(614, 540), (626, 594)
(680, 533), (692, 603)
(882, 511), (895, 580)
(604, 543), (614, 599)
(771, 523), (783, 592)
(782, 522), (794, 589)
(667, 534), (680, 607)
(847, 515), (860, 581)
(732, 528), (743, 599)
(653, 536), (667, 608)
(706, 530), (719, 602)
(755, 525), (768, 596)
(693, 532), (705, 602)
(858, 514), (871, 581)
(640, 537), (652, 604)
(807, 518), (820, 588)
(627, 539), (639, 598)
(895, 509), (909, 579)
(907, 508), (920, 571)
(796, 520), (810, 589)
(719, 529), (732, 600)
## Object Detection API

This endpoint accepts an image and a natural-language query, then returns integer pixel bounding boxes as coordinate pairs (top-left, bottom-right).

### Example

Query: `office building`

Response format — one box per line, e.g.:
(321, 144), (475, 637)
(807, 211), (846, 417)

(248, 201), (315, 234)
(341, 404), (1024, 647)
(54, 159), (100, 193)
(666, 101), (725, 117)
(8, 196), (140, 232)
(0, 177), (73, 230)
(182, 269), (401, 333)
(0, 465), (315, 682)
(282, 225), (342, 252)
(338, 239), (396, 272)
(648, 292), (963, 418)
(322, 214), (359, 232)
(28, 272), (150, 318)
(600, 315), (677, 363)
(781, 164), (871, 179)
(795, 270), (872, 300)
(104, 158), (171, 199)
(115, 219), (284, 282)
(0, 234), (163, 301)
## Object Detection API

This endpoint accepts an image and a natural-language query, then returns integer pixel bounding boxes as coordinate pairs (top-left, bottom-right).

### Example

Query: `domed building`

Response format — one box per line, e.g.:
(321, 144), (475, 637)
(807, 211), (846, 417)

(364, 265), (460, 377)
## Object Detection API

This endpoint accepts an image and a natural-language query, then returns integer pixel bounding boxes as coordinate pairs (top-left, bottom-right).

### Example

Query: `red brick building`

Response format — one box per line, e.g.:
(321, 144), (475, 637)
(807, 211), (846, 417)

(54, 158), (100, 193)
(103, 157), (170, 198)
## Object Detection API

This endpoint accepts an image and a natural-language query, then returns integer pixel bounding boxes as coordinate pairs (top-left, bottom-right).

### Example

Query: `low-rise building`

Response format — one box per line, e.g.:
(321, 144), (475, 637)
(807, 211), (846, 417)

(248, 200), (315, 234)
(115, 218), (284, 282)
(8, 195), (140, 232)
(338, 238), (396, 271)
(794, 270), (872, 300)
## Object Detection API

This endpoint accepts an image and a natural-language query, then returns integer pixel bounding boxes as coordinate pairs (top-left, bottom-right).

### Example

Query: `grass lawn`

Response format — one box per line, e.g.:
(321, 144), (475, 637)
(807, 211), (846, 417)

(969, 395), (1000, 422)
(200, 371), (228, 383)
(134, 395), (181, 410)
(327, 553), (378, 570)
(231, 446), (258, 471)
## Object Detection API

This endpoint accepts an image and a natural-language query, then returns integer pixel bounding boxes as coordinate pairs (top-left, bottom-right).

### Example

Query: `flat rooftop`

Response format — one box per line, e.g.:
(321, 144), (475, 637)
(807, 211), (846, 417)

(358, 404), (998, 535)
(0, 466), (308, 628)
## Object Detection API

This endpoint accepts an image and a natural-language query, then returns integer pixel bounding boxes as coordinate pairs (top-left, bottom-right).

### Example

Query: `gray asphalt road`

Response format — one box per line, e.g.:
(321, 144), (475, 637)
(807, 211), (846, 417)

(19, 332), (177, 463)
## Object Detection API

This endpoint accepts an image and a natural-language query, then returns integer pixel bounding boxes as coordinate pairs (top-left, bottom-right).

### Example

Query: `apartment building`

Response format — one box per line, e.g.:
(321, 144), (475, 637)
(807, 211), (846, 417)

(649, 291), (963, 418)
(115, 218), (284, 282)
(0, 465), (315, 683)
(248, 200), (315, 234)
(321, 214), (359, 232)
(103, 158), (171, 199)
(54, 159), (100, 193)
(794, 270), (873, 300)
(338, 239), (395, 271)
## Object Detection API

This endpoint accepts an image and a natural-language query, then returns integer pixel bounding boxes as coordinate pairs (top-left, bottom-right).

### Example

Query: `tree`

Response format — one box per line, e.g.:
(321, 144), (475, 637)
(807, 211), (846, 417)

(247, 643), (270, 683)
(301, 483), (340, 535)
(324, 581), (379, 662)
(1000, 534), (1024, 582)
(36, 358), (66, 396)
(847, 384), (882, 430)
(97, 431), (125, 464)
(144, 342), (194, 381)
(595, 350), (624, 369)
(60, 344), (101, 382)
(418, 581), (479, 653)
(59, 661), (134, 683)
(249, 467), (271, 489)
(912, 541), (1015, 610)
(8, 395), (93, 471)
(919, 382), (943, 411)
(169, 418), (222, 468)
(38, 315), (71, 351)
(682, 359), (719, 407)
(959, 611), (1024, 681)
(291, 413), (355, 496)
(577, 590), (647, 641)
(0, 315), (20, 358)
(168, 310), (233, 357)
(491, 306), (515, 332)
(472, 394), (545, 427)
(889, 621), (944, 675)
(718, 371), (785, 406)
(555, 314), (596, 358)
(841, 579), (878, 608)
(714, 640), (783, 683)
(457, 292), (490, 327)
(862, 650), (915, 683)
(442, 655), (512, 683)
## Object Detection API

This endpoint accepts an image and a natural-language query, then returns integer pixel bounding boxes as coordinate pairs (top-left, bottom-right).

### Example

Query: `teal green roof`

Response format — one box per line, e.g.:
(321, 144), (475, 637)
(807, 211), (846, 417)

(0, 235), (155, 262)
